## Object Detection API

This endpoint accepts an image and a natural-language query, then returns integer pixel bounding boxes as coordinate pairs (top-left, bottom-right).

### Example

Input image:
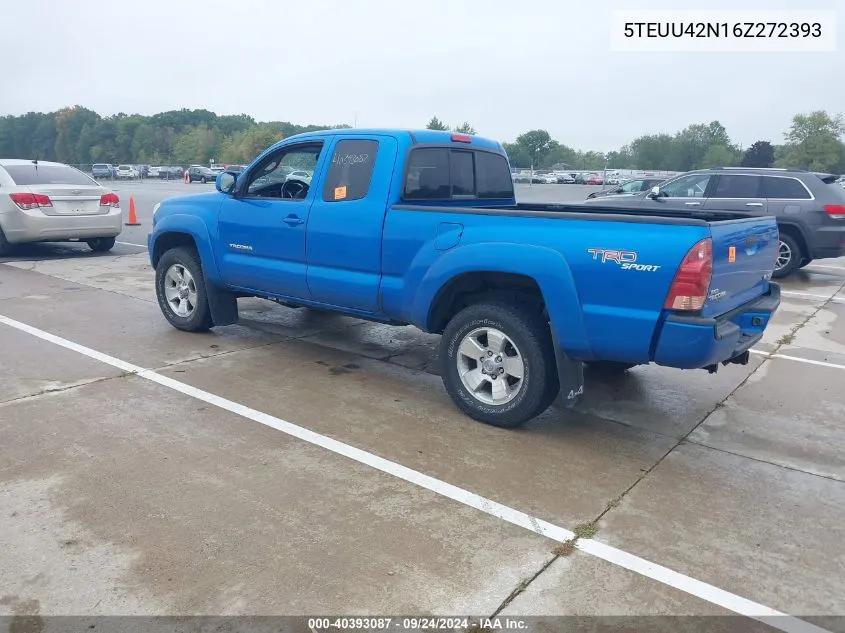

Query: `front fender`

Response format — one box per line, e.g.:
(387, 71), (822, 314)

(149, 214), (221, 285)
(412, 242), (592, 358)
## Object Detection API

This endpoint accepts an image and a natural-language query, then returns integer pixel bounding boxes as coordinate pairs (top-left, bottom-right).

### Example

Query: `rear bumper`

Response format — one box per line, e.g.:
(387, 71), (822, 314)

(809, 225), (845, 260)
(652, 283), (781, 370)
(1, 208), (122, 243)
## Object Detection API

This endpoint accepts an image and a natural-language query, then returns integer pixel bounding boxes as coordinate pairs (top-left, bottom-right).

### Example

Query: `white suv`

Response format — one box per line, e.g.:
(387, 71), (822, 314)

(115, 165), (138, 179)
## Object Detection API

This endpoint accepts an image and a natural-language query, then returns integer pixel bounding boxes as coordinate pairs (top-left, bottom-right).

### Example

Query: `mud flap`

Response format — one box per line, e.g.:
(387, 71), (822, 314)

(207, 284), (239, 327)
(550, 328), (584, 409)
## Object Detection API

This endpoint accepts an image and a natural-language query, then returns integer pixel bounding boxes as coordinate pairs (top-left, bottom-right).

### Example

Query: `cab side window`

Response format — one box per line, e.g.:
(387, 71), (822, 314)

(322, 139), (379, 202)
(245, 143), (323, 199)
(660, 174), (711, 198)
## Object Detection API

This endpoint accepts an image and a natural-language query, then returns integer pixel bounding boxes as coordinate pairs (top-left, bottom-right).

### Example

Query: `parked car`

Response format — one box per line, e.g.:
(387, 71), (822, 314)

(148, 129), (780, 428)
(0, 159), (122, 255)
(285, 169), (313, 186)
(584, 167), (845, 277)
(538, 173), (558, 184)
(186, 166), (217, 183)
(555, 173), (576, 184)
(92, 163), (114, 179)
(587, 178), (665, 199)
(148, 166), (161, 178)
(162, 166), (184, 179)
(587, 174), (604, 185)
(115, 164), (138, 179)
(225, 164), (246, 173)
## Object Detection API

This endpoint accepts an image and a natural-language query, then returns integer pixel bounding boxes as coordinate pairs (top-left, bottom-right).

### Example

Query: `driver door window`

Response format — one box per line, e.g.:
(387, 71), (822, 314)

(620, 180), (641, 193)
(244, 143), (323, 199)
(660, 174), (711, 198)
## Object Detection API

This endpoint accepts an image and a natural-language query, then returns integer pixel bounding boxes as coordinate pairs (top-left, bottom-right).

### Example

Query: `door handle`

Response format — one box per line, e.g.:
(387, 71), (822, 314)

(283, 214), (305, 226)
(684, 202), (701, 206)
(745, 202), (763, 207)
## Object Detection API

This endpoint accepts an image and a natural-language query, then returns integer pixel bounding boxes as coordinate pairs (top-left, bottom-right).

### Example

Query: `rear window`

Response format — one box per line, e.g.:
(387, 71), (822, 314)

(403, 147), (513, 201)
(763, 176), (811, 200)
(3, 164), (96, 186)
(476, 152), (514, 198)
(712, 175), (761, 198)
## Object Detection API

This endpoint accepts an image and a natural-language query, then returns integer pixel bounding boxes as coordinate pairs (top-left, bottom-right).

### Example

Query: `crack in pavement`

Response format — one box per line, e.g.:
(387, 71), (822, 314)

(479, 282), (845, 619)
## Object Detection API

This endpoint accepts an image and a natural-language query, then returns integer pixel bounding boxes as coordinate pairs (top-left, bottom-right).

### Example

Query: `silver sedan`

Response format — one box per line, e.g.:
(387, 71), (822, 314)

(0, 159), (122, 255)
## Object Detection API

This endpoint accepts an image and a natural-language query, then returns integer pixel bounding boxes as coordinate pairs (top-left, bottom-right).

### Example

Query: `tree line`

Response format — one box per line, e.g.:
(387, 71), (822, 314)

(0, 105), (842, 174)
(426, 111), (845, 174)
(0, 106), (350, 167)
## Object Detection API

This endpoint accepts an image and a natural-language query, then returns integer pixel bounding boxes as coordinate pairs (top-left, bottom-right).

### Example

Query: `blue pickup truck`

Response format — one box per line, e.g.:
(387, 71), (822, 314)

(148, 129), (781, 428)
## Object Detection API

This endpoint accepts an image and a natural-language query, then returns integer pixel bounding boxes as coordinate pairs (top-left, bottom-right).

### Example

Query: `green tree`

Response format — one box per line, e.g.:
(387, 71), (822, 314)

(697, 144), (735, 168)
(515, 130), (554, 168)
(426, 116), (449, 131)
(741, 141), (775, 167)
(777, 111), (845, 172)
(453, 122), (476, 135)
(630, 134), (677, 170)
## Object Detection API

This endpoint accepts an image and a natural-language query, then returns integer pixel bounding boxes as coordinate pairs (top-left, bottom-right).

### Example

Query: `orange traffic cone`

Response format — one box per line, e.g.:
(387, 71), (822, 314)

(125, 196), (140, 226)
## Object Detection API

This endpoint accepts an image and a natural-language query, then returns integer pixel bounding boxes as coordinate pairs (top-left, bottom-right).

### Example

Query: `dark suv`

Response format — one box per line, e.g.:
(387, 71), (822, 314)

(584, 167), (845, 277)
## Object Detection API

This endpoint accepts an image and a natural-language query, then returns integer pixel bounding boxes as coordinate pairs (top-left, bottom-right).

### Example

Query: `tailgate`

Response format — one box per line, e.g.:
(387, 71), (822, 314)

(701, 218), (778, 317)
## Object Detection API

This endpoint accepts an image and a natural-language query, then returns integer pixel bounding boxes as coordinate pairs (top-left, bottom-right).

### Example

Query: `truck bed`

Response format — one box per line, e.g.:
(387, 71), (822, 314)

(393, 202), (751, 225)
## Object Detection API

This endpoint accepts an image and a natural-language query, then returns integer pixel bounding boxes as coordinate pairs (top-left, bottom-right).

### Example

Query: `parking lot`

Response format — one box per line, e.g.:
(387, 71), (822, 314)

(1, 180), (844, 631)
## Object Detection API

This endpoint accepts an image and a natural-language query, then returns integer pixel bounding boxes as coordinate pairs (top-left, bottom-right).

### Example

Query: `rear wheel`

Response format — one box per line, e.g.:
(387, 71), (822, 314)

(155, 247), (213, 332)
(440, 302), (558, 428)
(772, 233), (802, 278)
(86, 237), (116, 252)
(0, 226), (13, 256)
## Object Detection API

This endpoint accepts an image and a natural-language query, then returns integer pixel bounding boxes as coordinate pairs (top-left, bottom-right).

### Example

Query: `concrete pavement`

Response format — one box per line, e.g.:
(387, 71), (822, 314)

(0, 235), (844, 629)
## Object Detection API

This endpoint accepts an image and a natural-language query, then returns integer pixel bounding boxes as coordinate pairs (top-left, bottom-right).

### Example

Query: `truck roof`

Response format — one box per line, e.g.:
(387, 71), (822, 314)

(287, 128), (505, 152)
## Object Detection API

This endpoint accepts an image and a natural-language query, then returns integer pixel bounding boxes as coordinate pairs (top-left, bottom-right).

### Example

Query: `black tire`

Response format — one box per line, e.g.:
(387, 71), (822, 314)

(772, 233), (802, 279)
(585, 361), (637, 374)
(201, 177), (207, 184)
(799, 258), (813, 269)
(0, 226), (13, 256)
(440, 302), (558, 428)
(86, 237), (116, 252)
(155, 247), (213, 332)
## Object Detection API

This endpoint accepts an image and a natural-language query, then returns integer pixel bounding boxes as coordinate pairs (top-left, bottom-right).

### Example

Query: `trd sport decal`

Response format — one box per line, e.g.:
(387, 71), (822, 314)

(587, 249), (661, 272)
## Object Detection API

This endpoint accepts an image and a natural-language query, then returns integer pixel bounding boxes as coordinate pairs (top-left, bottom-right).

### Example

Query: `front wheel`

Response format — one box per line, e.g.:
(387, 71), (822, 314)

(440, 302), (558, 428)
(772, 233), (802, 278)
(86, 237), (115, 252)
(155, 247), (213, 332)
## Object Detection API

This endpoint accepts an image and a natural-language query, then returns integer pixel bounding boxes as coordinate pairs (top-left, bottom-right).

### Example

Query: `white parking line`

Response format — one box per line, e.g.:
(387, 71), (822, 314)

(804, 264), (845, 271)
(0, 313), (828, 633)
(780, 290), (845, 304)
(750, 349), (845, 371)
(116, 241), (148, 249)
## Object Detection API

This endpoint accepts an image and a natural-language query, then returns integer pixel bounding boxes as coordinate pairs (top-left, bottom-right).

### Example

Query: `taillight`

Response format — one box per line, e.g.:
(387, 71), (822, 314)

(100, 193), (120, 207)
(823, 204), (845, 219)
(664, 238), (713, 311)
(9, 193), (52, 210)
(451, 133), (472, 143)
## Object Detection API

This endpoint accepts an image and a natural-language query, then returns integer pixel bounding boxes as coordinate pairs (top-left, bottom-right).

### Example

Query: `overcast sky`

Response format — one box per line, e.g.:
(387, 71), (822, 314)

(1, 0), (841, 151)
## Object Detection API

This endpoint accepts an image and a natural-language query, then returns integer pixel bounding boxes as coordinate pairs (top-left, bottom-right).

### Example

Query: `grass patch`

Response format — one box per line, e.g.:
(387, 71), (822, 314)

(573, 521), (598, 540)
(552, 540), (576, 557)
(777, 333), (795, 345)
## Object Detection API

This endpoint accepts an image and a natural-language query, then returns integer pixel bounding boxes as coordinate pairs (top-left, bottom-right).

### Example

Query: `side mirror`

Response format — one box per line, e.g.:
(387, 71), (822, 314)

(216, 171), (237, 194)
(648, 185), (662, 199)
